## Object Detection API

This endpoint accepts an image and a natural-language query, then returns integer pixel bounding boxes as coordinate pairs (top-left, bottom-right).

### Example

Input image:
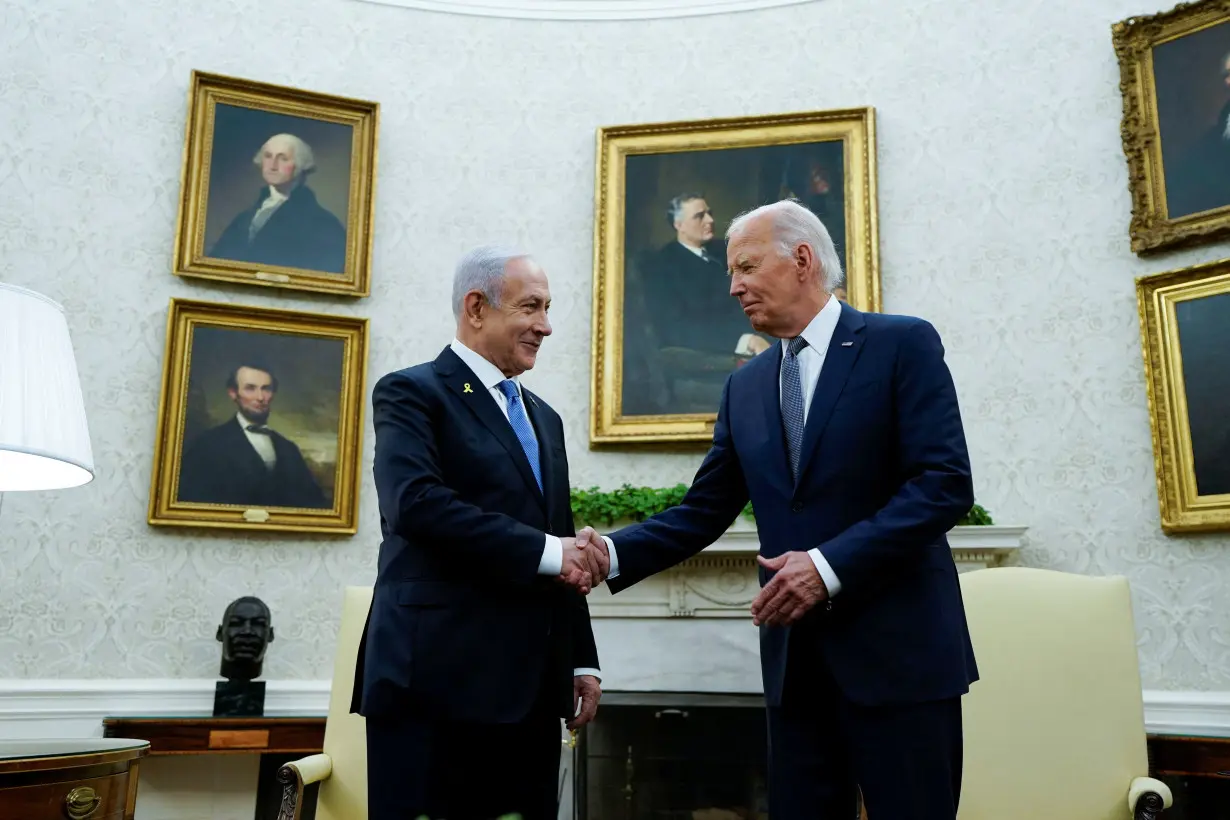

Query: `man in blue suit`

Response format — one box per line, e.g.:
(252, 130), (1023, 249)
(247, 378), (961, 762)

(353, 245), (610, 820)
(581, 200), (978, 819)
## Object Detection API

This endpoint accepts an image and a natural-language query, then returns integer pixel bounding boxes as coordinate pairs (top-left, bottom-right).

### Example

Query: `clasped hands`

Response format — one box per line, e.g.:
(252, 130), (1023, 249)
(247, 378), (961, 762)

(557, 526), (608, 594)
(558, 527), (827, 626)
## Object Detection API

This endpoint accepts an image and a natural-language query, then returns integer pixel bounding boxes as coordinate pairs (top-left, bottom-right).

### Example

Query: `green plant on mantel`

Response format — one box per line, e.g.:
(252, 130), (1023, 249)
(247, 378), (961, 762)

(570, 484), (993, 528)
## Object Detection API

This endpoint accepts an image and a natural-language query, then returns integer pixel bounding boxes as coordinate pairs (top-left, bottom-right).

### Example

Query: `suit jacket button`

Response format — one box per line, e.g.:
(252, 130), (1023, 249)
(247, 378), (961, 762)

(791, 502), (803, 512)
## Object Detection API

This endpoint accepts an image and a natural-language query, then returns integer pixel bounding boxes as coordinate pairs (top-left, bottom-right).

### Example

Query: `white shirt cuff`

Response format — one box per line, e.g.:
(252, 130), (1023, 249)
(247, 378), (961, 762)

(808, 547), (842, 597)
(601, 536), (620, 580)
(539, 534), (562, 575)
(573, 667), (601, 680)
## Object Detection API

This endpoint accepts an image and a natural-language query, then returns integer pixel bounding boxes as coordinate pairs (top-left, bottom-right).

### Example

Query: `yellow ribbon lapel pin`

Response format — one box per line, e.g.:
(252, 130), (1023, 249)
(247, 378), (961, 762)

(463, 383), (473, 393)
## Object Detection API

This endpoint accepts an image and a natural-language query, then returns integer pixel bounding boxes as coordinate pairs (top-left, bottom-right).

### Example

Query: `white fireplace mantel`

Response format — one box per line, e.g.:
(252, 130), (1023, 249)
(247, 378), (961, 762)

(588, 522), (1029, 619)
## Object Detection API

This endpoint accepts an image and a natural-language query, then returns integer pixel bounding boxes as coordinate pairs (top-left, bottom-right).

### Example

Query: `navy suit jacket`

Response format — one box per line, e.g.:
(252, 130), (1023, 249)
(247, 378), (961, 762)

(352, 347), (599, 723)
(607, 303), (978, 707)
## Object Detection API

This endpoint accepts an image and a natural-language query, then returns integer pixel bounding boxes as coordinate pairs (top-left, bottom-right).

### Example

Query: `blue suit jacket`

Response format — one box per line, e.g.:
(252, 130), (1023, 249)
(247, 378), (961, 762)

(352, 347), (599, 723)
(607, 304), (978, 707)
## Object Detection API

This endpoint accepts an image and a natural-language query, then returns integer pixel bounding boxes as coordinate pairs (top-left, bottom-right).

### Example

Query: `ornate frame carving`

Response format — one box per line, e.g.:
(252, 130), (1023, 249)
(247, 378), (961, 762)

(1137, 258), (1230, 533)
(590, 108), (880, 444)
(173, 71), (380, 296)
(1113, 0), (1230, 254)
(147, 299), (369, 534)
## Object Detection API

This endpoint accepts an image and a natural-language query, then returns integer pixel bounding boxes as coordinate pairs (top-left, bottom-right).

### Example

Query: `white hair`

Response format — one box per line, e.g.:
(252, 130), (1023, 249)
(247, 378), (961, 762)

(451, 244), (531, 320)
(252, 133), (316, 175)
(726, 200), (845, 294)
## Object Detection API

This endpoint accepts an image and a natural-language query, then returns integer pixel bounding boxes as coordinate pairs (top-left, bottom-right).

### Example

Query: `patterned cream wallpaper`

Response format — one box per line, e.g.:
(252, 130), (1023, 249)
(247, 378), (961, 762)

(0, 0), (1228, 689)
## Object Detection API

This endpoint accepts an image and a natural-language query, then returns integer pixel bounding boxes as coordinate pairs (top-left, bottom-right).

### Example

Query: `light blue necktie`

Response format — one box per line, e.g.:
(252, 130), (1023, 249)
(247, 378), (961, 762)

(497, 379), (542, 492)
(781, 335), (809, 480)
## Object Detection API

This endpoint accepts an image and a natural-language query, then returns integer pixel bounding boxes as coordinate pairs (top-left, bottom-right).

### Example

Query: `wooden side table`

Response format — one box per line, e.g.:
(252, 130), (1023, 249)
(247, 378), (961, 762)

(0, 738), (149, 820)
(102, 716), (325, 820)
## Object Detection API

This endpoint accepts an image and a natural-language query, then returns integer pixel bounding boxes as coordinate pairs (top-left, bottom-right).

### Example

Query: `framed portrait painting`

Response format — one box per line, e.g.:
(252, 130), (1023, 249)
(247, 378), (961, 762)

(172, 71), (379, 296)
(1137, 258), (1230, 533)
(148, 299), (369, 533)
(590, 108), (880, 445)
(1114, 0), (1230, 253)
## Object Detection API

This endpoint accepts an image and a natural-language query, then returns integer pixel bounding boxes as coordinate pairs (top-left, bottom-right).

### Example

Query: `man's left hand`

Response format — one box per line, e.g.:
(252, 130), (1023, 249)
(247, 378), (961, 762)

(751, 551), (829, 627)
(568, 674), (601, 730)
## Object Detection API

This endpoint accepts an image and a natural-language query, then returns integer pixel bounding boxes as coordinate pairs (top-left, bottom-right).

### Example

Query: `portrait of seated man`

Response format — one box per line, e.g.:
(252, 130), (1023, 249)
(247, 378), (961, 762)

(207, 132), (348, 274)
(635, 192), (770, 414)
(178, 362), (329, 509)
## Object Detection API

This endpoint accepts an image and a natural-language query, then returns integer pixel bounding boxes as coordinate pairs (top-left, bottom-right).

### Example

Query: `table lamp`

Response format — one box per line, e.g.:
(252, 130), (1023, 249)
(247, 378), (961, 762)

(0, 282), (94, 492)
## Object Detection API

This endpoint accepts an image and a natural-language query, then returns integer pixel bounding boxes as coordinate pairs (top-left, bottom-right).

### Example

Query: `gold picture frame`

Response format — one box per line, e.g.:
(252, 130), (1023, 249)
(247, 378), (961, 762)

(148, 298), (369, 534)
(1137, 258), (1230, 533)
(1113, 0), (1230, 254)
(590, 108), (880, 445)
(173, 71), (379, 296)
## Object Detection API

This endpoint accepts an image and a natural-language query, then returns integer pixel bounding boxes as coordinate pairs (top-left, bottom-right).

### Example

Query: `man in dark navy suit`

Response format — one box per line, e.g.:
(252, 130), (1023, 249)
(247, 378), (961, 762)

(579, 200), (978, 819)
(353, 245), (608, 820)
(177, 363), (327, 509)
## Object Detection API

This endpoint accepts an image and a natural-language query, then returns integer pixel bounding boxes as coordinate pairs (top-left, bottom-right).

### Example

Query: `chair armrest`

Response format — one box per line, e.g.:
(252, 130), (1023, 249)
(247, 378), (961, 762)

(1129, 776), (1173, 820)
(276, 754), (333, 820)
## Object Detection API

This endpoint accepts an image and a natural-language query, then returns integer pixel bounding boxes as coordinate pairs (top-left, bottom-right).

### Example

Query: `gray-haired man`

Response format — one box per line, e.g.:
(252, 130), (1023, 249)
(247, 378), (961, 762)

(352, 245), (609, 819)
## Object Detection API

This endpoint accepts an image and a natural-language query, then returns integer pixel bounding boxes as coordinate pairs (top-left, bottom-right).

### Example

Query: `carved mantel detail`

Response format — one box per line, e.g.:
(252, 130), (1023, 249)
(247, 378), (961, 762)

(589, 524), (1029, 619)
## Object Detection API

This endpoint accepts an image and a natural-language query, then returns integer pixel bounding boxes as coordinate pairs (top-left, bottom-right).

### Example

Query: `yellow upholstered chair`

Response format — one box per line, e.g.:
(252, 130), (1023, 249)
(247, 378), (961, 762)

(956, 568), (1172, 820)
(278, 585), (372, 820)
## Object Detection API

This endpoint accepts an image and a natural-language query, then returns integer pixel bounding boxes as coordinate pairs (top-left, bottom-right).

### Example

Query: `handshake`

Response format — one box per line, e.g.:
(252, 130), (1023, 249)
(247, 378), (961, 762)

(557, 526), (607, 594)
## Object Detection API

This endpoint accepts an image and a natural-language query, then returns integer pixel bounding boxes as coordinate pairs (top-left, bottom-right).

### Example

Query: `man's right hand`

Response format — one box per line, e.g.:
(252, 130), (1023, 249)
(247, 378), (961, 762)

(559, 533), (610, 594)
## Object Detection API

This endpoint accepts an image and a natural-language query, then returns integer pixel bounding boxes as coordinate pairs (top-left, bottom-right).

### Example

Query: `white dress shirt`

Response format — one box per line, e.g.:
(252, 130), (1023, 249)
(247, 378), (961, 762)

(602, 295), (845, 597)
(249, 186), (288, 239)
(238, 413), (277, 470)
(449, 339), (600, 680)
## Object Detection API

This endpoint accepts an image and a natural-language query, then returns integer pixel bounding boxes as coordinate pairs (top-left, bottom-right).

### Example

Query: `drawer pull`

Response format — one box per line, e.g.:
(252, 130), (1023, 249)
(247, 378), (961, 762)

(64, 786), (101, 819)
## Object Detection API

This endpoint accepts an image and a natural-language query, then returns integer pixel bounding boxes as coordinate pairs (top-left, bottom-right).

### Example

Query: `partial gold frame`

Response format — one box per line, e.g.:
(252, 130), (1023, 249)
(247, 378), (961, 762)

(590, 108), (881, 445)
(1137, 259), (1230, 533)
(148, 298), (369, 534)
(1113, 0), (1230, 254)
(172, 71), (379, 296)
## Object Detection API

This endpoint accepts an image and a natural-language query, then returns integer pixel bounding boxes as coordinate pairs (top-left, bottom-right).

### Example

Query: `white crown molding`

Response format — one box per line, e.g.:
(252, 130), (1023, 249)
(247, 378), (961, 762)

(351, 0), (824, 21)
(0, 680), (1227, 739)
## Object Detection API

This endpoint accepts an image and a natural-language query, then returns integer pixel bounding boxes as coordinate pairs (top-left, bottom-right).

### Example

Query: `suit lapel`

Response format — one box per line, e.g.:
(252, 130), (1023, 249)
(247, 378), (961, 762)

(794, 305), (867, 486)
(756, 343), (795, 499)
(434, 348), (546, 507)
(225, 419), (272, 480)
(521, 388), (557, 522)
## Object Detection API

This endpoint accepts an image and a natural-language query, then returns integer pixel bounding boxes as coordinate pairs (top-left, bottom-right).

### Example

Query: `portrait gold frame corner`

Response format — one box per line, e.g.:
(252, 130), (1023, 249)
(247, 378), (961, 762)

(172, 70), (379, 297)
(589, 107), (881, 446)
(147, 298), (369, 534)
(1137, 259), (1230, 533)
(1113, 0), (1230, 255)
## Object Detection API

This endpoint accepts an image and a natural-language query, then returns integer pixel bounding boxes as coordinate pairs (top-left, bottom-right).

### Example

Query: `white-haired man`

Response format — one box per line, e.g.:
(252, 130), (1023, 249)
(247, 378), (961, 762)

(577, 199), (978, 819)
(351, 245), (608, 819)
(208, 132), (347, 274)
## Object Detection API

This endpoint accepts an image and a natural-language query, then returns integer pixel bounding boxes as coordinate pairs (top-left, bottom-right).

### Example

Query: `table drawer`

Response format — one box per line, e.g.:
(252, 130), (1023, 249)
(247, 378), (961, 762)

(0, 769), (131, 820)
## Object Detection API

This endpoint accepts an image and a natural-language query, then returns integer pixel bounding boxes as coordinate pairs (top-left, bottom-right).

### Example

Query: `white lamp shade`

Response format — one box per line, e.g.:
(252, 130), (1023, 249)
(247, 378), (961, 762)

(0, 283), (94, 491)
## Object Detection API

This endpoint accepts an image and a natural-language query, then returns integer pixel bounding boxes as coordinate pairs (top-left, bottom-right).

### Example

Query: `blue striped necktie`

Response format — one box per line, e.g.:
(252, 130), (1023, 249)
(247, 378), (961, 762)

(497, 379), (542, 492)
(781, 335), (809, 480)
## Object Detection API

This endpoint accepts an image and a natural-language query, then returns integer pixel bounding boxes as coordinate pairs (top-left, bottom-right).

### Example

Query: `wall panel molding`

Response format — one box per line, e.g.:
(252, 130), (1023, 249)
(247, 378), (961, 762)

(1, 680), (1227, 738)
(351, 0), (824, 20)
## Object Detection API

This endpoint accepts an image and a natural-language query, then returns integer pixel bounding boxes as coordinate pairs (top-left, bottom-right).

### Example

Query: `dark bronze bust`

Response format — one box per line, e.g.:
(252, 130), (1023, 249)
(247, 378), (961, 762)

(215, 596), (275, 682)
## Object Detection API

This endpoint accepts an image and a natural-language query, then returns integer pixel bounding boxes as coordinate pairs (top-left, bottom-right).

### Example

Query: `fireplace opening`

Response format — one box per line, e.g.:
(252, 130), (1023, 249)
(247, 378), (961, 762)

(574, 692), (768, 820)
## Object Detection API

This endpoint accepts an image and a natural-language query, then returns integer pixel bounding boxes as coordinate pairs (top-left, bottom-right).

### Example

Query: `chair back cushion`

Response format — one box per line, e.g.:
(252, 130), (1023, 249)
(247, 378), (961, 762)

(316, 585), (372, 820)
(958, 568), (1148, 820)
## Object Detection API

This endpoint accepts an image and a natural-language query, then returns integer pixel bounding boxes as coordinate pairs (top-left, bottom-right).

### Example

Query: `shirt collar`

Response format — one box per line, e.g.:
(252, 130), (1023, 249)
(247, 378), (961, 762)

(450, 338), (519, 394)
(795, 294), (842, 353)
(263, 185), (289, 205)
(236, 412), (266, 431)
